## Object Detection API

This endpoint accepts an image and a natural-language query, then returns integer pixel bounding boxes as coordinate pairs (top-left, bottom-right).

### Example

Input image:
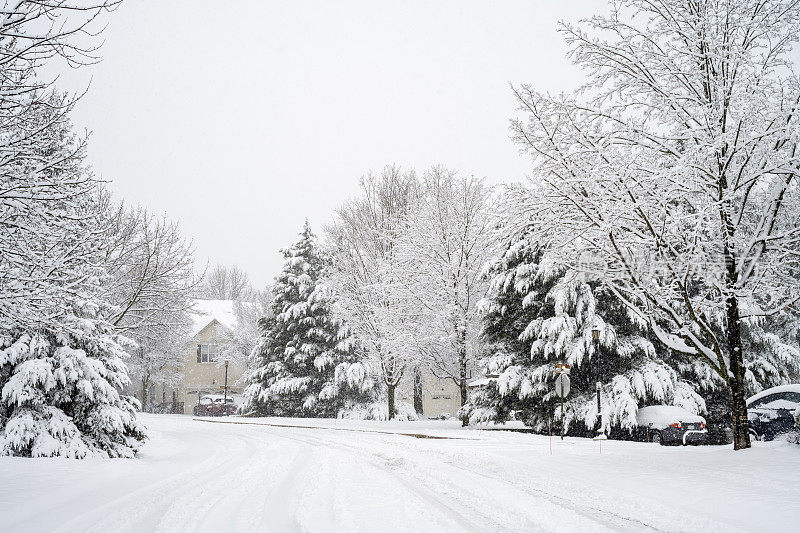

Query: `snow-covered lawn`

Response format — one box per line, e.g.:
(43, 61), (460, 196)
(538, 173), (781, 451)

(1, 414), (798, 532)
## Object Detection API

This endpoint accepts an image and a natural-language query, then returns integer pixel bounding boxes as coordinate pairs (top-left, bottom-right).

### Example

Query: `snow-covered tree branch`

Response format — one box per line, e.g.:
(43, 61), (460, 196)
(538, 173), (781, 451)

(98, 191), (197, 339)
(197, 264), (257, 301)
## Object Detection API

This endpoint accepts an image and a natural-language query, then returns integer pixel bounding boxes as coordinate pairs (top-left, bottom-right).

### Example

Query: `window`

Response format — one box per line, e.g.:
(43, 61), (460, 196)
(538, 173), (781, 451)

(197, 340), (220, 363)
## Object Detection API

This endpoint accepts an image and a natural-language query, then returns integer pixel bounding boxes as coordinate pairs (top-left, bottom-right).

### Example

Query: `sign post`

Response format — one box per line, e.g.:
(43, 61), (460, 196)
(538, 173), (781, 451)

(554, 372), (570, 440)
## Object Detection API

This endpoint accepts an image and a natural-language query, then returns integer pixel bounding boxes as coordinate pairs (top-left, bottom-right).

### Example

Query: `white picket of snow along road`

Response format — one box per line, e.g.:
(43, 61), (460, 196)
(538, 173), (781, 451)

(1, 414), (798, 533)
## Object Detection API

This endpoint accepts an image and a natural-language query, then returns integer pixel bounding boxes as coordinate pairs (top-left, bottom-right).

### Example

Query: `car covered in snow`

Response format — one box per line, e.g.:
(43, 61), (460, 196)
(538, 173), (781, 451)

(635, 405), (708, 446)
(193, 395), (236, 416)
(746, 384), (800, 441)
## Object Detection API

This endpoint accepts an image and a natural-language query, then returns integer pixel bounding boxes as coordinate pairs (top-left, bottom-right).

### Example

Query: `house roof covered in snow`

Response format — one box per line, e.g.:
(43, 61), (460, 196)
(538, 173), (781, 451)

(190, 299), (239, 338)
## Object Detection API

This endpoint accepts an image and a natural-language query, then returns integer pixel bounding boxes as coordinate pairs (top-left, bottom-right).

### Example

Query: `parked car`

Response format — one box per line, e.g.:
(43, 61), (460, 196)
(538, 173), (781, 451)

(635, 405), (708, 446)
(193, 395), (236, 417)
(746, 384), (800, 441)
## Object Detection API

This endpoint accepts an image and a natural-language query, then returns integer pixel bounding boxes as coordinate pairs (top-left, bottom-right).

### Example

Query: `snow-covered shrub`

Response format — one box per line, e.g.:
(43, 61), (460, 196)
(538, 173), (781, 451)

(338, 401), (418, 422)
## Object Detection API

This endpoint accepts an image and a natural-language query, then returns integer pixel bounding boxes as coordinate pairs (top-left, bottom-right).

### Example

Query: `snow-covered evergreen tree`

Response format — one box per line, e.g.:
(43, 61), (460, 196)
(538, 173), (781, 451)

(1, 103), (145, 458)
(462, 229), (705, 436)
(742, 312), (800, 391)
(242, 223), (372, 417)
(678, 309), (800, 443)
(0, 305), (146, 458)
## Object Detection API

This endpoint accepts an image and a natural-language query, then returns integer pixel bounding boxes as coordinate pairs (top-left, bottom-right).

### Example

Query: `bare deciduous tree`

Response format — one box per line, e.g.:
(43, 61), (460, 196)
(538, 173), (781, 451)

(326, 166), (421, 419)
(198, 264), (255, 301)
(98, 190), (197, 341)
(394, 168), (498, 410)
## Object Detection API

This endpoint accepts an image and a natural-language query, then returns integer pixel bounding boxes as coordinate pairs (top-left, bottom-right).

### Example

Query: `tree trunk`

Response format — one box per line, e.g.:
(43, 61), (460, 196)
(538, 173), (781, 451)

(458, 325), (468, 407)
(459, 363), (467, 408)
(458, 326), (469, 427)
(387, 383), (396, 420)
(413, 367), (424, 415)
(140, 375), (148, 413)
(725, 293), (751, 450)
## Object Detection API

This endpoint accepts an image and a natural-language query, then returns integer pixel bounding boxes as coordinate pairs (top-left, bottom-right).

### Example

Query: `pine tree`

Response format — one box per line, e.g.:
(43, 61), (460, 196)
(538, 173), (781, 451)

(462, 233), (705, 436)
(242, 223), (372, 417)
(0, 102), (145, 458)
(0, 306), (146, 458)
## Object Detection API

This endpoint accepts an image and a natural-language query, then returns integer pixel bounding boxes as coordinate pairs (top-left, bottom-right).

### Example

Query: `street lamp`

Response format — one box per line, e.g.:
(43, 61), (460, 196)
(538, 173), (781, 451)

(592, 327), (602, 435)
(223, 358), (230, 416)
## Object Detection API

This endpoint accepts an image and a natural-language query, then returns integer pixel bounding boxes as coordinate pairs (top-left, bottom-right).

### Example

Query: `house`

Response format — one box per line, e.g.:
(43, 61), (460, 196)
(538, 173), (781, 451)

(178, 299), (248, 415)
(127, 299), (249, 415)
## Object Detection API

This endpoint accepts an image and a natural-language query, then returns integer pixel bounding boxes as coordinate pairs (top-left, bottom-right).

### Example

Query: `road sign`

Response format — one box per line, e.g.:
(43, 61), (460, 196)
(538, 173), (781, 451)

(556, 363), (571, 374)
(555, 373), (571, 398)
(554, 373), (571, 440)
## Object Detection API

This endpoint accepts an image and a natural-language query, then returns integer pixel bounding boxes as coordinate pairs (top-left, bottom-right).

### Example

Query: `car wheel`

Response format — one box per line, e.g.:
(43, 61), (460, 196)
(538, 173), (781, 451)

(650, 431), (663, 445)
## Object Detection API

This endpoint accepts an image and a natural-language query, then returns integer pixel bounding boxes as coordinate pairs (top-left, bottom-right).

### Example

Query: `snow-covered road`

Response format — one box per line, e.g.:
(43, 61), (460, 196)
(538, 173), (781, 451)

(1, 414), (798, 532)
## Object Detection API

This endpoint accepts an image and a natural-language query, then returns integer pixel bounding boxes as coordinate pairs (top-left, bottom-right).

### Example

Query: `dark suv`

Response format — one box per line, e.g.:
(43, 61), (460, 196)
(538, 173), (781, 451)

(746, 385), (800, 441)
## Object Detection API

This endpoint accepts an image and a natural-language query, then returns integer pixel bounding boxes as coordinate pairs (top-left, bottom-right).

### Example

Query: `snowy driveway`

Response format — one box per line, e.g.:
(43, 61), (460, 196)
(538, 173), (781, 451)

(1, 414), (798, 532)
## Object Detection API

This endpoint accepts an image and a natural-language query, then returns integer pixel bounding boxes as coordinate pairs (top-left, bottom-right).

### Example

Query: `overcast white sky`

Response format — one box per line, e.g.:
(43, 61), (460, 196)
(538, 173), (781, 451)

(57, 0), (599, 289)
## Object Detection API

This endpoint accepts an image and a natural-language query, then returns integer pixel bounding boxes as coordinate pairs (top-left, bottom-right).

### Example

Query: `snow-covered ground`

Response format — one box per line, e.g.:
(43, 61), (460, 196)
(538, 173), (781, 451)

(1, 414), (798, 533)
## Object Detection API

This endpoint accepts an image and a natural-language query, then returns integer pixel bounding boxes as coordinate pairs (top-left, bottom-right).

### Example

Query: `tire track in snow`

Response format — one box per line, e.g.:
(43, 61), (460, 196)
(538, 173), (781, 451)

(365, 436), (665, 533)
(249, 424), (486, 533)
(258, 445), (313, 533)
(153, 430), (301, 532)
(240, 420), (669, 532)
(52, 421), (282, 533)
(247, 423), (608, 532)
(52, 441), (240, 532)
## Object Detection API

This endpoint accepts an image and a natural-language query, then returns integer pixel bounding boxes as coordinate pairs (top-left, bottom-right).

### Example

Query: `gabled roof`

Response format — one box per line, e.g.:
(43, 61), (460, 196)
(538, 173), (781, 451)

(190, 299), (239, 338)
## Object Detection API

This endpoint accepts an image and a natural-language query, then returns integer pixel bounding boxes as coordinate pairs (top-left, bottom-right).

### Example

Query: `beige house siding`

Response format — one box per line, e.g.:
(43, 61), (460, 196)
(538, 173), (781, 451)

(179, 320), (246, 415)
(397, 372), (462, 419)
